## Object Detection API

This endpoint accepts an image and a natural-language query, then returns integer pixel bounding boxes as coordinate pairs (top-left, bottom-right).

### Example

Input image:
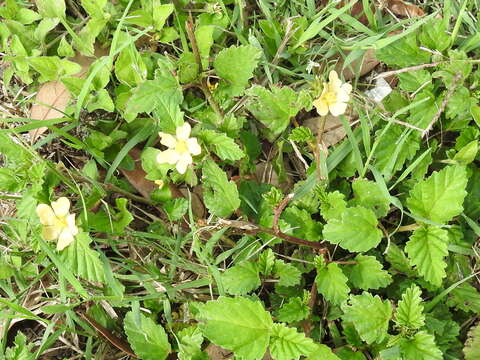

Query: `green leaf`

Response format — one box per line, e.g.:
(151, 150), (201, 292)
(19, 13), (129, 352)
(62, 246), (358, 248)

(376, 33), (431, 67)
(177, 52), (199, 83)
(124, 311), (171, 360)
(273, 259), (302, 287)
(385, 243), (416, 277)
(81, 0), (107, 19)
(35, 0), (66, 19)
(464, 323), (480, 360)
(405, 226), (448, 287)
(5, 332), (34, 360)
(125, 75), (183, 128)
(28, 56), (82, 82)
(199, 130), (245, 161)
(406, 165), (468, 224)
(374, 124), (420, 180)
(398, 70), (432, 92)
(288, 126), (314, 143)
(447, 283), (480, 313)
(399, 331), (442, 360)
(115, 35), (147, 87)
(323, 206), (382, 252)
(316, 261), (350, 305)
(277, 296), (310, 323)
(202, 160), (240, 217)
(269, 323), (317, 360)
(177, 326), (207, 360)
(453, 140), (478, 165)
(342, 292), (392, 344)
(77, 17), (108, 55)
(395, 284), (425, 330)
(419, 18), (450, 52)
(57, 36), (75, 57)
(196, 296), (273, 359)
(152, 2), (173, 31)
(60, 232), (105, 283)
(164, 198), (188, 222)
(195, 25), (214, 69)
(319, 191), (347, 221)
(222, 261), (261, 295)
(258, 248), (275, 276)
(350, 179), (390, 218)
(306, 344), (341, 360)
(214, 45), (261, 87)
(246, 85), (310, 141)
(346, 254), (392, 290)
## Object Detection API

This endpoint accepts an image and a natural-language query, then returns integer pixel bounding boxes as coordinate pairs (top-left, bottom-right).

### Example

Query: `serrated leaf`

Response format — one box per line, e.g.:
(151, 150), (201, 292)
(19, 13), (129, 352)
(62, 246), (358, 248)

(273, 260), (301, 287)
(28, 56), (81, 82)
(276, 297), (309, 323)
(222, 261), (261, 295)
(202, 160), (240, 217)
(464, 323), (480, 360)
(323, 206), (382, 252)
(125, 75), (183, 128)
(196, 296), (273, 360)
(376, 33), (431, 67)
(199, 130), (245, 161)
(214, 45), (261, 87)
(246, 85), (310, 141)
(164, 198), (188, 221)
(288, 126), (314, 143)
(124, 311), (171, 360)
(60, 232), (105, 283)
(350, 179), (390, 218)
(405, 226), (448, 287)
(396, 284), (425, 330)
(399, 331), (442, 360)
(319, 191), (347, 221)
(346, 255), (392, 290)
(5, 332), (34, 360)
(406, 165), (468, 224)
(306, 344), (341, 360)
(258, 248), (275, 276)
(342, 292), (392, 344)
(316, 262), (350, 305)
(385, 243), (416, 277)
(269, 323), (317, 360)
(447, 283), (480, 313)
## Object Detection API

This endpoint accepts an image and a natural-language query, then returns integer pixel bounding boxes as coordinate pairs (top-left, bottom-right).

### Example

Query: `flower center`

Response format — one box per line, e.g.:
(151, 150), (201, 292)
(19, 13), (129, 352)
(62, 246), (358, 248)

(175, 140), (189, 154)
(55, 216), (68, 229)
(323, 89), (337, 105)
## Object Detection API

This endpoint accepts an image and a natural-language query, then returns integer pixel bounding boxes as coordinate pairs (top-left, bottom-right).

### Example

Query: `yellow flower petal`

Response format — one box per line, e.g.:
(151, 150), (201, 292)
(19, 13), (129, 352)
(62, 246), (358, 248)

(329, 102), (348, 116)
(159, 132), (177, 148)
(313, 98), (329, 116)
(66, 214), (78, 236)
(176, 154), (192, 174)
(36, 204), (56, 226)
(341, 83), (353, 94)
(157, 149), (180, 165)
(187, 138), (201, 156)
(51, 197), (70, 218)
(42, 225), (61, 241)
(176, 122), (191, 141)
(57, 229), (75, 251)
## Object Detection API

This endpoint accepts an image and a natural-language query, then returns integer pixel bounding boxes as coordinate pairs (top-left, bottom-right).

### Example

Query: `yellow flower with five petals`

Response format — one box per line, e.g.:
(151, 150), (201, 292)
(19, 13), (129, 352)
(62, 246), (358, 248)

(156, 123), (201, 174)
(36, 197), (78, 251)
(313, 70), (352, 117)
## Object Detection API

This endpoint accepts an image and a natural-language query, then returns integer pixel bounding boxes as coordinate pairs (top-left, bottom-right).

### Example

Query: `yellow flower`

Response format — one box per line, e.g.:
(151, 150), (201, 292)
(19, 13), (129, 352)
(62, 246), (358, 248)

(157, 123), (201, 174)
(36, 197), (78, 251)
(313, 70), (352, 117)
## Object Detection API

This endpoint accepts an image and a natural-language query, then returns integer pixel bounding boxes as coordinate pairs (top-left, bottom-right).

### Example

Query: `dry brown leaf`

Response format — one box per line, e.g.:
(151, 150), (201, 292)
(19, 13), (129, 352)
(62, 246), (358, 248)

(387, 0), (425, 17)
(29, 45), (109, 143)
(303, 112), (358, 149)
(336, 49), (380, 81)
(120, 148), (158, 199)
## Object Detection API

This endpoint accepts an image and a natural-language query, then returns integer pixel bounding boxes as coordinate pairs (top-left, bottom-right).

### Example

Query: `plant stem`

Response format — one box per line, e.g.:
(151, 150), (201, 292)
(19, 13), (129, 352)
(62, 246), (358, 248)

(217, 219), (328, 252)
(315, 115), (327, 181)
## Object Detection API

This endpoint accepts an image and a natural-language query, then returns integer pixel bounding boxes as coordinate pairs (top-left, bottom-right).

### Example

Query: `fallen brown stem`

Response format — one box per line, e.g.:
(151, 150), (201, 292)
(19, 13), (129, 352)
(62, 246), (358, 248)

(217, 219), (327, 252)
(273, 193), (294, 233)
